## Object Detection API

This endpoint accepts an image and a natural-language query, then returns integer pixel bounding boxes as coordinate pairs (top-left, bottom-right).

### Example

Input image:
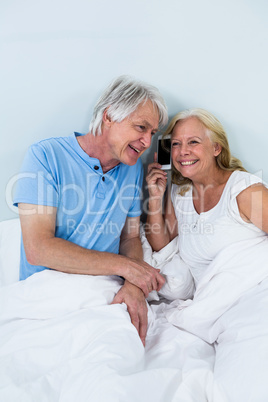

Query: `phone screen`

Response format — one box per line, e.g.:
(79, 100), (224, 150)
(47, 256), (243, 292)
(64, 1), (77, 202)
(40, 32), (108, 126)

(157, 137), (171, 166)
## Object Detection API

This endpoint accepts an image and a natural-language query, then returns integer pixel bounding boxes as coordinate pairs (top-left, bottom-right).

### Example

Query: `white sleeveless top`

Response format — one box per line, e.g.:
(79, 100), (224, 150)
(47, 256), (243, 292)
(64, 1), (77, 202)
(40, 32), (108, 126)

(171, 171), (267, 284)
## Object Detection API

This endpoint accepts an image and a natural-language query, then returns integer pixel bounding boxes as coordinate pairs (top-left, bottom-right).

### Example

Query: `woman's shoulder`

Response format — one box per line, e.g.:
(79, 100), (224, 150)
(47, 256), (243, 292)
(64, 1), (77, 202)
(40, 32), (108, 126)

(228, 170), (265, 198)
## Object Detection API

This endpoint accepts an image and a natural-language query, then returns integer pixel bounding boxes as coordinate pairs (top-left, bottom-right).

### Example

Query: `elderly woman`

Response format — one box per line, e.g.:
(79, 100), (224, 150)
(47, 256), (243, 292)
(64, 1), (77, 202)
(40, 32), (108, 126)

(145, 108), (268, 400)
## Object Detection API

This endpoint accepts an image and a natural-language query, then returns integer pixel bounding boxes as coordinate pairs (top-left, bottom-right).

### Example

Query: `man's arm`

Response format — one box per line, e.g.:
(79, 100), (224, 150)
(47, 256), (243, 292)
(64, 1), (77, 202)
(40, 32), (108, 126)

(18, 203), (164, 297)
(112, 216), (156, 346)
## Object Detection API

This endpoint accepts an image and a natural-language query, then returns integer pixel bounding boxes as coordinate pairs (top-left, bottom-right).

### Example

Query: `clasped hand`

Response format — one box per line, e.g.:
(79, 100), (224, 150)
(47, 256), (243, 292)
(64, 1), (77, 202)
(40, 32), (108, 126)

(123, 256), (165, 298)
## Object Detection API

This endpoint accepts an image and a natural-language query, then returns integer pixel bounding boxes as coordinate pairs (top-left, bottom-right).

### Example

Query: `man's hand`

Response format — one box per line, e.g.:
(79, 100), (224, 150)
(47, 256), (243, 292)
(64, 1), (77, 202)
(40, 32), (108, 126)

(119, 216), (165, 298)
(111, 280), (148, 346)
(122, 257), (165, 298)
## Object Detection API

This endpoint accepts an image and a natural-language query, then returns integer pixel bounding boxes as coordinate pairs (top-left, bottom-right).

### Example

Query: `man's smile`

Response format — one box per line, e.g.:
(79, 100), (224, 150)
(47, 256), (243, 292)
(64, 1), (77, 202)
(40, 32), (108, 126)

(129, 144), (141, 153)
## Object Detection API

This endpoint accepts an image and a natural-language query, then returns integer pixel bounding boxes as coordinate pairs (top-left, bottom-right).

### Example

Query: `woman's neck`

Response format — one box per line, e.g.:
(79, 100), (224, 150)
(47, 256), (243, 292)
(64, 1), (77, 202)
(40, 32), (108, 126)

(192, 170), (232, 213)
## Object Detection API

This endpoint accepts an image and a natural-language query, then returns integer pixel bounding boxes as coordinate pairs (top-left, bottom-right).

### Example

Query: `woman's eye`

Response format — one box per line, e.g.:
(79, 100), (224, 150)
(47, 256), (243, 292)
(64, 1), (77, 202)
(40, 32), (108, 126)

(189, 140), (198, 144)
(172, 142), (180, 147)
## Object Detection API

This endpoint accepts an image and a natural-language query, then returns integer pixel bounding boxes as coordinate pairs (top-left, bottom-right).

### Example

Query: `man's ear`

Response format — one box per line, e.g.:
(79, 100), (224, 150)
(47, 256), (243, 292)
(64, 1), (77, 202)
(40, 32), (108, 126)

(102, 108), (113, 127)
(214, 142), (222, 157)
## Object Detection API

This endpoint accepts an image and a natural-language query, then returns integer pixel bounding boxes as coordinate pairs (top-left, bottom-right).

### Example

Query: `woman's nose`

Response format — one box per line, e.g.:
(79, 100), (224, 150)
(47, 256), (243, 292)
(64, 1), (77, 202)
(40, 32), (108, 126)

(180, 143), (190, 155)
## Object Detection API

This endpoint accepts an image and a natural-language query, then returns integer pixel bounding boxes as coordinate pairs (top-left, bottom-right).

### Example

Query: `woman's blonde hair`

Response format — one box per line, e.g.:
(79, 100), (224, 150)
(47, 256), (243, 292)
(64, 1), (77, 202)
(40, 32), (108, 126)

(163, 108), (246, 194)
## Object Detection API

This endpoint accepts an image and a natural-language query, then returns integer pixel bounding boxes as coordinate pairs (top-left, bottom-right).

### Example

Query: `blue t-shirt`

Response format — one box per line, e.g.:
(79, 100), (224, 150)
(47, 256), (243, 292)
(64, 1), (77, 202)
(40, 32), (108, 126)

(13, 133), (144, 280)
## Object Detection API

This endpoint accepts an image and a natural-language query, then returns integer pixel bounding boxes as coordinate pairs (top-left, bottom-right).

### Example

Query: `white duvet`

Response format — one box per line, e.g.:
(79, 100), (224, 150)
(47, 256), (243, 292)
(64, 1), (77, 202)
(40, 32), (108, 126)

(0, 226), (268, 401)
(0, 271), (214, 402)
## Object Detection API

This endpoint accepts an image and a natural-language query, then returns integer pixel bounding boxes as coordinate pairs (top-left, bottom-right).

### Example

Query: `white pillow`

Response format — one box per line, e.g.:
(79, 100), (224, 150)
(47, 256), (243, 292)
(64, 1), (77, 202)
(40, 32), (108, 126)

(0, 218), (21, 287)
(140, 226), (195, 302)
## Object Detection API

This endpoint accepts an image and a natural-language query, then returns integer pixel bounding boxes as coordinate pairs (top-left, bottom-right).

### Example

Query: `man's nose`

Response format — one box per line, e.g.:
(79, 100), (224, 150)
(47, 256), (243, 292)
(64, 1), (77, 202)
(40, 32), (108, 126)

(140, 131), (152, 148)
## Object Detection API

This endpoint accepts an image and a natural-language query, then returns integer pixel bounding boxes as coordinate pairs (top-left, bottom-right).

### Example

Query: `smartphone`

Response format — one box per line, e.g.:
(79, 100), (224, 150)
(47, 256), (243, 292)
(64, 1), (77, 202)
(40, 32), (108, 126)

(157, 135), (171, 170)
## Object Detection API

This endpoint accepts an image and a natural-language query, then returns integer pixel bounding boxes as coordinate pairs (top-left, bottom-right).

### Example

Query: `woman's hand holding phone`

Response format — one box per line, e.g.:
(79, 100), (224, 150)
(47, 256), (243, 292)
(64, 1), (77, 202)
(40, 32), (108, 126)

(146, 152), (168, 199)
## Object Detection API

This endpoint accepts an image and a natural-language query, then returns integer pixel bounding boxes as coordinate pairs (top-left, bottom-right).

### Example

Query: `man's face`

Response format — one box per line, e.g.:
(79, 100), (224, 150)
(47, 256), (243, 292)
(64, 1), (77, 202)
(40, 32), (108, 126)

(103, 100), (160, 166)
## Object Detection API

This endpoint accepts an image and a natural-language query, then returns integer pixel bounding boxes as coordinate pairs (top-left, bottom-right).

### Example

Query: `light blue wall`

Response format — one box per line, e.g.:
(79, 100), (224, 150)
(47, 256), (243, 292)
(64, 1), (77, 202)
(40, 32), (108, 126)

(1, 0), (268, 220)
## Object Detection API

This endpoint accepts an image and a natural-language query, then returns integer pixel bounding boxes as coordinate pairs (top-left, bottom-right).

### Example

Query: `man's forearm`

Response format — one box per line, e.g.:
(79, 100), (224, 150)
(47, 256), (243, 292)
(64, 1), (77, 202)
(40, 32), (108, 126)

(27, 235), (128, 277)
(25, 234), (164, 297)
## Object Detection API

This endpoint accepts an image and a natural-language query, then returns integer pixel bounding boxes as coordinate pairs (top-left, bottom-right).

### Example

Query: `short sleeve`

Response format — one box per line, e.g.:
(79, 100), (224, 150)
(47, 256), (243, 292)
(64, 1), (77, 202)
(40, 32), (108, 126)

(228, 171), (264, 223)
(13, 143), (59, 208)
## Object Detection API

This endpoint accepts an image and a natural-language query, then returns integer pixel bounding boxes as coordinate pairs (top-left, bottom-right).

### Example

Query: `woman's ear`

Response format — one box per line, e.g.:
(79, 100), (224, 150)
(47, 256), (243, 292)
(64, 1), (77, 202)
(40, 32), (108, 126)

(213, 142), (222, 157)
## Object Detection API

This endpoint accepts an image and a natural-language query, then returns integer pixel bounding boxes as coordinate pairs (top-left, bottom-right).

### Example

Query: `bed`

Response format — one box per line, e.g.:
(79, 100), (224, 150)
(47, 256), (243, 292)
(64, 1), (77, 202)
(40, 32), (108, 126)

(0, 218), (268, 401)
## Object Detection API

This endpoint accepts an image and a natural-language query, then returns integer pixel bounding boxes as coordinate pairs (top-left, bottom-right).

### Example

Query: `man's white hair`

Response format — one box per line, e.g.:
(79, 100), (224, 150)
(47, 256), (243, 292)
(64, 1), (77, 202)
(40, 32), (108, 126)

(89, 75), (168, 136)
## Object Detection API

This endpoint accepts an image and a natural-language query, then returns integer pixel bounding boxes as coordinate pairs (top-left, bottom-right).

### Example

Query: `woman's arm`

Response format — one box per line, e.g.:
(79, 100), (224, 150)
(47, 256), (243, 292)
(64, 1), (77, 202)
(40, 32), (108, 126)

(236, 183), (268, 233)
(145, 155), (178, 251)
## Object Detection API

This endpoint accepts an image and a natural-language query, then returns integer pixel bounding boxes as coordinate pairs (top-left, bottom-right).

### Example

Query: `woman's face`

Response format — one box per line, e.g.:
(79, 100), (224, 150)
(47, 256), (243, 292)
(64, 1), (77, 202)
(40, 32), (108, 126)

(171, 117), (220, 183)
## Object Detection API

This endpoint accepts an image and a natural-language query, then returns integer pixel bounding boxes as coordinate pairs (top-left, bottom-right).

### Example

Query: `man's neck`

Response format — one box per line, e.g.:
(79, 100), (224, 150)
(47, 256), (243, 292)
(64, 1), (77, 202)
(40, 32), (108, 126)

(76, 132), (119, 173)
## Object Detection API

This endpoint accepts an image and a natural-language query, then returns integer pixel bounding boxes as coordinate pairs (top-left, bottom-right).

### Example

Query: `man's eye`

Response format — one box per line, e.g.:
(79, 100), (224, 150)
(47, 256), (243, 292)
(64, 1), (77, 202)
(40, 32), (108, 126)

(189, 140), (198, 144)
(137, 125), (146, 131)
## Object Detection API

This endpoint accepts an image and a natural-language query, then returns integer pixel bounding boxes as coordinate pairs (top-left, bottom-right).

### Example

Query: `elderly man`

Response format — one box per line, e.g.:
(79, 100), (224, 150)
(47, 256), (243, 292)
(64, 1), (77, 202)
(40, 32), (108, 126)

(14, 75), (168, 345)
